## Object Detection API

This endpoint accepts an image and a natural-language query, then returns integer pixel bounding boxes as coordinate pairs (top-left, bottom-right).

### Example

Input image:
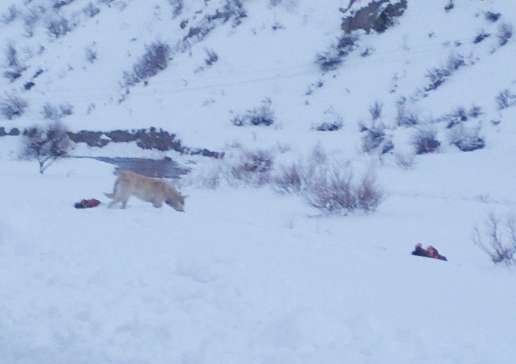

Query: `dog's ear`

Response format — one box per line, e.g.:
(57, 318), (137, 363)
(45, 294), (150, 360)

(182, 194), (189, 199)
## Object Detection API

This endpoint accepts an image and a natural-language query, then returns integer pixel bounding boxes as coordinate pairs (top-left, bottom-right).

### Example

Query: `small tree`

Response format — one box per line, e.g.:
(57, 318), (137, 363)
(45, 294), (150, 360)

(22, 123), (72, 174)
(473, 213), (516, 266)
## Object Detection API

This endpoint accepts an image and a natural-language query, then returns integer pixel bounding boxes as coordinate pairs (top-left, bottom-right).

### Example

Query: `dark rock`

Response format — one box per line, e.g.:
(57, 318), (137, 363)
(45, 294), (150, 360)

(342, 0), (408, 34)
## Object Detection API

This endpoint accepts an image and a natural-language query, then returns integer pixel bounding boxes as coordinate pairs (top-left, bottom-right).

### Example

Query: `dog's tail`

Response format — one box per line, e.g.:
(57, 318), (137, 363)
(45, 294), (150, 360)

(104, 192), (115, 199)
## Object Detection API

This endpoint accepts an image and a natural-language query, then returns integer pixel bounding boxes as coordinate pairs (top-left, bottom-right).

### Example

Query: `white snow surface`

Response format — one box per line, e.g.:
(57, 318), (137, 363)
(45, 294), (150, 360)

(1, 0), (516, 363)
(1, 156), (516, 364)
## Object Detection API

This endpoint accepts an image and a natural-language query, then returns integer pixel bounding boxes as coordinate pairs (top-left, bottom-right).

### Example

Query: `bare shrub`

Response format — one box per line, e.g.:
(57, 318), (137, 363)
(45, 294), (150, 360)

(497, 22), (513, 46)
(412, 127), (440, 155)
(124, 41), (171, 86)
(230, 149), (274, 186)
(274, 146), (383, 215)
(425, 53), (465, 92)
(0, 94), (28, 120)
(473, 213), (516, 265)
(22, 122), (72, 174)
(231, 98), (275, 127)
(495, 89), (516, 110)
(274, 161), (313, 194)
(306, 166), (383, 215)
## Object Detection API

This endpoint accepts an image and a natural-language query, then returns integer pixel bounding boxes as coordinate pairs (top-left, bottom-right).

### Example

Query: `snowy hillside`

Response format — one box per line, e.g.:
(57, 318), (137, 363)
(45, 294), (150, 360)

(1, 1), (516, 363)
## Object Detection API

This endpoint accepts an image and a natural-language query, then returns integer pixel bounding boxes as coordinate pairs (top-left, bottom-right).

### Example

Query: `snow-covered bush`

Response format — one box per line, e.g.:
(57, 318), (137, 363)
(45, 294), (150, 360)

(442, 105), (482, 128)
(83, 3), (100, 18)
(394, 151), (416, 170)
(53, 0), (76, 10)
(204, 49), (219, 66)
(22, 122), (72, 174)
(231, 98), (275, 127)
(41, 103), (74, 121)
(448, 125), (485, 152)
(0, 94), (28, 120)
(360, 120), (393, 154)
(3, 43), (26, 82)
(425, 54), (465, 92)
(85, 44), (97, 63)
(124, 41), (171, 86)
(47, 16), (72, 38)
(485, 11), (501, 23)
(316, 35), (357, 72)
(444, 0), (454, 12)
(473, 213), (516, 266)
(22, 7), (42, 37)
(495, 89), (516, 110)
(396, 98), (419, 127)
(369, 101), (383, 121)
(412, 127), (440, 155)
(1, 5), (18, 24)
(313, 109), (344, 131)
(497, 22), (513, 46)
(169, 0), (184, 18)
(473, 30), (490, 44)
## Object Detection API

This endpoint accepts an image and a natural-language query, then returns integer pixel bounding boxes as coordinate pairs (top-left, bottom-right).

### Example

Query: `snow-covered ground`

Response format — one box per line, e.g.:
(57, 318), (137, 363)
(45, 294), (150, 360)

(1, 151), (516, 364)
(1, 0), (516, 363)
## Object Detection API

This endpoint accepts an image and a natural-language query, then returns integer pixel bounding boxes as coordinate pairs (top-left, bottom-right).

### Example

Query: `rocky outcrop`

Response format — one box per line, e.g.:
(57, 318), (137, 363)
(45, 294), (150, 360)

(341, 0), (408, 34)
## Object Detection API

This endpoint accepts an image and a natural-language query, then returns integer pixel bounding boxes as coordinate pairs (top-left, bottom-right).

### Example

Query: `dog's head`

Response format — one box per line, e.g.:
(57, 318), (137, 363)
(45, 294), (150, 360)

(166, 193), (187, 212)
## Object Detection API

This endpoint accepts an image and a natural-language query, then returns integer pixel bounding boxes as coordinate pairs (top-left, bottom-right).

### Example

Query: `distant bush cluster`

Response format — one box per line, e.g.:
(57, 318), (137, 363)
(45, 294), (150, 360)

(0, 93), (28, 120)
(316, 35), (357, 72)
(124, 41), (172, 86)
(425, 53), (466, 92)
(189, 145), (384, 216)
(496, 89), (516, 110)
(231, 98), (275, 127)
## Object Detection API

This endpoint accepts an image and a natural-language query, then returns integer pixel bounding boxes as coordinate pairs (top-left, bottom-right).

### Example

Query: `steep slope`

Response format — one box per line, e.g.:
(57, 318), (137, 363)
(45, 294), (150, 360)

(0, 0), (514, 154)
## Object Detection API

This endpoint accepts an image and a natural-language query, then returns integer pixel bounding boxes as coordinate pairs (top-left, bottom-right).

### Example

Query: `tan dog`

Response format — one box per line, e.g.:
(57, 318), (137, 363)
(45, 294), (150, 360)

(105, 170), (186, 211)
